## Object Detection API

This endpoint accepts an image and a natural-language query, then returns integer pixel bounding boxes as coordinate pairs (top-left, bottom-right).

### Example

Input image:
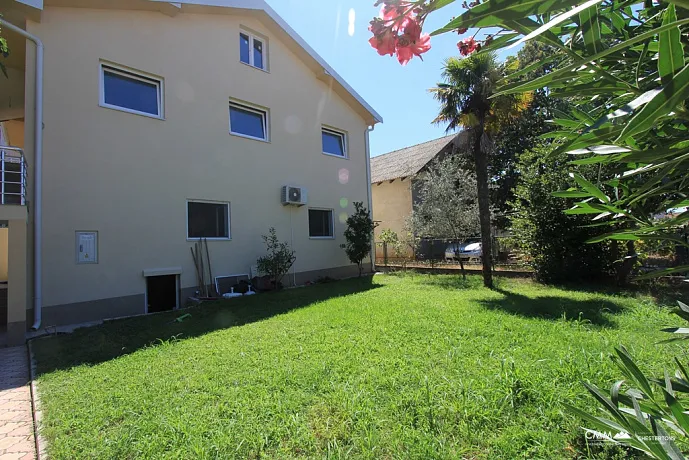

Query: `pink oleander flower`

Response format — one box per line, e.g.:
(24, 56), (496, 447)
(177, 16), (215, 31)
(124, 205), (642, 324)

(395, 18), (431, 65)
(368, 1), (431, 65)
(381, 2), (414, 31)
(458, 37), (478, 56)
(369, 30), (397, 56)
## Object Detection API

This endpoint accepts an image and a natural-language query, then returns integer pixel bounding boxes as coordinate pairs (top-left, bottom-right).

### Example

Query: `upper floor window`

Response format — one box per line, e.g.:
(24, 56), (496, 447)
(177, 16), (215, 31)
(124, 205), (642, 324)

(100, 63), (163, 118)
(229, 101), (269, 141)
(322, 128), (347, 158)
(240, 31), (266, 70)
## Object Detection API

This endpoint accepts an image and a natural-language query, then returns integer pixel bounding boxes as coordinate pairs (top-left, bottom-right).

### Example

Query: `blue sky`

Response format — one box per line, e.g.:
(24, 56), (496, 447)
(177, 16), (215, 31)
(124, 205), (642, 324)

(268, 0), (518, 157)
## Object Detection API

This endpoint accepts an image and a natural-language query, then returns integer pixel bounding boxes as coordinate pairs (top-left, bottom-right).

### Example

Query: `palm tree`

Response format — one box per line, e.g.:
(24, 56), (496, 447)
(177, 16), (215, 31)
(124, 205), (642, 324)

(430, 52), (532, 288)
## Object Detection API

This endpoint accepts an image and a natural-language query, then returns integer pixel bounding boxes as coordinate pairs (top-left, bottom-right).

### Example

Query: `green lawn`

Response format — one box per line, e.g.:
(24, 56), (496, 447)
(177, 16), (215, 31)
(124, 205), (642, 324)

(33, 274), (684, 459)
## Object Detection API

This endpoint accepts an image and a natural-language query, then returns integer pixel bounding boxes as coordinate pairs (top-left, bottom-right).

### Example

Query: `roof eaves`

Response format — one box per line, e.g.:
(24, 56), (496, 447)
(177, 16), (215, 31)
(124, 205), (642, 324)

(146, 0), (383, 124)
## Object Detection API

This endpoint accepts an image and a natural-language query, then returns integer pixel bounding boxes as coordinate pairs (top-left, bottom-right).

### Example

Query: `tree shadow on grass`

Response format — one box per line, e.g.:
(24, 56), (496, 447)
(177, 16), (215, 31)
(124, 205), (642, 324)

(414, 275), (629, 327)
(31, 276), (379, 377)
(478, 287), (624, 328)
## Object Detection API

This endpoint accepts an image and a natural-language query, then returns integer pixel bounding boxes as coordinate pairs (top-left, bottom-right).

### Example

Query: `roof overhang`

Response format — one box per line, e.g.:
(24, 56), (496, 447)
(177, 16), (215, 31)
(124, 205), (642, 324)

(19, 0), (383, 125)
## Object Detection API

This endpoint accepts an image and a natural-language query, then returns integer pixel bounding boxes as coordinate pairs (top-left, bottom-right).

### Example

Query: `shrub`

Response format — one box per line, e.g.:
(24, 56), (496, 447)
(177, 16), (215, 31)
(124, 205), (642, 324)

(344, 202), (376, 276)
(256, 227), (296, 289)
(510, 144), (616, 283)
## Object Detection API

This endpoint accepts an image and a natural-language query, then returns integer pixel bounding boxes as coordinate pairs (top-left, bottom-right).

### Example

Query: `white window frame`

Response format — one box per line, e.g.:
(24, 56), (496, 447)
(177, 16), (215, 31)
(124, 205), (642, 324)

(186, 200), (231, 241)
(229, 101), (269, 142)
(99, 62), (164, 119)
(239, 30), (268, 71)
(308, 208), (335, 240)
(321, 127), (348, 159)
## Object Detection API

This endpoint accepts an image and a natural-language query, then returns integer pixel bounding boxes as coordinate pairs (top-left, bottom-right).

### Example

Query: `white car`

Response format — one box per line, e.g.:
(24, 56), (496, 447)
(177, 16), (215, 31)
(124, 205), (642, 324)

(445, 239), (482, 262)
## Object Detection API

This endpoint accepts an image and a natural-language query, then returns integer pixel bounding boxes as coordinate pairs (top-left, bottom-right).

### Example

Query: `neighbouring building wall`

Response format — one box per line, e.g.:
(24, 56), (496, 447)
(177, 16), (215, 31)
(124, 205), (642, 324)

(371, 178), (412, 257)
(0, 68), (25, 121)
(26, 6), (371, 322)
(4, 120), (25, 147)
(0, 228), (7, 280)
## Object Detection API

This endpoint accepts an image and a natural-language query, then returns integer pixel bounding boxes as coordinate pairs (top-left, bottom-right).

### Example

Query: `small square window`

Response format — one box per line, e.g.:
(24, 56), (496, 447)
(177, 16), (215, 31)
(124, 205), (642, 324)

(100, 63), (163, 118)
(187, 201), (230, 239)
(309, 209), (334, 238)
(239, 31), (266, 70)
(322, 128), (347, 157)
(230, 102), (268, 141)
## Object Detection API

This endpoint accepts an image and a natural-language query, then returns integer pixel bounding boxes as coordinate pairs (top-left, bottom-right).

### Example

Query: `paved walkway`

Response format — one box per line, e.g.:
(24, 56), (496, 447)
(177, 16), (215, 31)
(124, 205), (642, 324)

(0, 346), (36, 460)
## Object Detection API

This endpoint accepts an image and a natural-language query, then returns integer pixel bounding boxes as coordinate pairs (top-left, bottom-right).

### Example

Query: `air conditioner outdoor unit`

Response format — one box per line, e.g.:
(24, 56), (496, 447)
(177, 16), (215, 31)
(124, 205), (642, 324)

(281, 185), (307, 206)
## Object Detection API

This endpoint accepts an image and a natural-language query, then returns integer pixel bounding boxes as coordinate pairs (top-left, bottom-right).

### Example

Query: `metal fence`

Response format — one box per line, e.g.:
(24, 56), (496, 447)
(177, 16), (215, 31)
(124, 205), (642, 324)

(375, 237), (517, 267)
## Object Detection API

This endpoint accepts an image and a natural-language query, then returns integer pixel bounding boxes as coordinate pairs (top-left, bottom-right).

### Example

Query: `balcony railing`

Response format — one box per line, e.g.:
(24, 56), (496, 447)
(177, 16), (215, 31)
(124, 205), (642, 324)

(0, 146), (26, 206)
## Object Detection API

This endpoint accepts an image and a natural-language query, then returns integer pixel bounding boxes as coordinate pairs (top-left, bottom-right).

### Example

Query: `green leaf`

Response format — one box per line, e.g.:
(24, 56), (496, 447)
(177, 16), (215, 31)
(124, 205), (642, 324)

(572, 174), (609, 203)
(552, 190), (593, 198)
(619, 64), (689, 141)
(659, 4), (685, 81)
(549, 118), (584, 129)
(539, 130), (578, 140)
(611, 380), (625, 407)
(500, 54), (558, 83)
(653, 422), (684, 460)
(667, 0), (689, 12)
(552, 82), (629, 98)
(508, 0), (604, 49)
(562, 402), (631, 435)
(431, 0), (585, 35)
(477, 33), (520, 54)
(580, 4), (603, 55)
(615, 346), (654, 397)
(492, 18), (689, 97)
(635, 266), (689, 280)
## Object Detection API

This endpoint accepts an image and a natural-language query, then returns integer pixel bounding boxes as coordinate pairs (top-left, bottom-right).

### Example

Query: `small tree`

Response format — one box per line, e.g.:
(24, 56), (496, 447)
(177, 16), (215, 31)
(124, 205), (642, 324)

(379, 228), (399, 266)
(256, 227), (296, 290)
(409, 155), (480, 280)
(344, 202), (376, 276)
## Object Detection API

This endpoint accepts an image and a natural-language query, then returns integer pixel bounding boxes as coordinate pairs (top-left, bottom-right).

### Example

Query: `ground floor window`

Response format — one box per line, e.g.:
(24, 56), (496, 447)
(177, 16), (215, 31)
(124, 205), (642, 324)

(187, 201), (230, 239)
(308, 209), (334, 238)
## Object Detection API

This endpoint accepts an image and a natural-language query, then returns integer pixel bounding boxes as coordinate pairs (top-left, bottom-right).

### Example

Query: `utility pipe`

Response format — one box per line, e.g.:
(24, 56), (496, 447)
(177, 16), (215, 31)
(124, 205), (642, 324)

(0, 19), (44, 330)
(365, 125), (375, 273)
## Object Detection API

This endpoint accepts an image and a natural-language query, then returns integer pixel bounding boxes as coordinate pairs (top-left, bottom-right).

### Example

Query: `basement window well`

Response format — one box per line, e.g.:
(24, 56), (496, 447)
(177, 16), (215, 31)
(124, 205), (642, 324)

(145, 274), (179, 314)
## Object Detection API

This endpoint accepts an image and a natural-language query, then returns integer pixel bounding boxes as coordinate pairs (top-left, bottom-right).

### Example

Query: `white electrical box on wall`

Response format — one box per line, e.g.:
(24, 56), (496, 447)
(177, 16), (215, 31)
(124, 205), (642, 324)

(76, 231), (98, 264)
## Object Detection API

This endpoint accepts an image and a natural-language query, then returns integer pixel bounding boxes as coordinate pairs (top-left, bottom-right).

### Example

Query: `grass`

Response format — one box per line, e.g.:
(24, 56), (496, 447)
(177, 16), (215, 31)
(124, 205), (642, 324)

(32, 274), (686, 459)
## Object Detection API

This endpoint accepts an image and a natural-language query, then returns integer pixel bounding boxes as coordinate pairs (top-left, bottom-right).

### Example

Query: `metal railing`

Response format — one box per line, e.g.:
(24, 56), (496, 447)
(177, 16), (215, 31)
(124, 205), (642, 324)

(0, 146), (27, 206)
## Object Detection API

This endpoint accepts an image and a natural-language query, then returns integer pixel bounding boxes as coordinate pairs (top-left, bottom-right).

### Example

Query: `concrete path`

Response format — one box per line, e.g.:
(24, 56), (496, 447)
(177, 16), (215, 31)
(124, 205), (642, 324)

(0, 346), (36, 459)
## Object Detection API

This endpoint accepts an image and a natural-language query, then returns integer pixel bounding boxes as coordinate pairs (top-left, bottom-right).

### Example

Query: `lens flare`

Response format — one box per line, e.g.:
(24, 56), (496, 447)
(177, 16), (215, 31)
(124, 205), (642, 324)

(340, 197), (349, 208)
(348, 9), (356, 37)
(339, 212), (348, 224)
(338, 168), (350, 184)
(284, 115), (303, 134)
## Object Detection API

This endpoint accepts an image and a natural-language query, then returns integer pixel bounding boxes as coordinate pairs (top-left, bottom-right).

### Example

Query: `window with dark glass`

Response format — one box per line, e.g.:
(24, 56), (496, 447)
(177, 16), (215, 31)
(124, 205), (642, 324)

(101, 64), (162, 117)
(309, 209), (334, 238)
(240, 33), (251, 65)
(239, 32), (266, 70)
(187, 201), (230, 239)
(229, 102), (267, 140)
(322, 128), (346, 157)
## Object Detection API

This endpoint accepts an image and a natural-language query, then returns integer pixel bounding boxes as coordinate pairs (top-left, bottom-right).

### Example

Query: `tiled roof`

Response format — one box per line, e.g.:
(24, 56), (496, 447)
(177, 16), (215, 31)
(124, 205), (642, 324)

(371, 134), (462, 183)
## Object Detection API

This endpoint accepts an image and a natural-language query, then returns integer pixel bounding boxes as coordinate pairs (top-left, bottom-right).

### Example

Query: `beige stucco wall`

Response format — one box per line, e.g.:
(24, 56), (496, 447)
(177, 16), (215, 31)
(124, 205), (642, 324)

(26, 6), (371, 309)
(371, 178), (412, 251)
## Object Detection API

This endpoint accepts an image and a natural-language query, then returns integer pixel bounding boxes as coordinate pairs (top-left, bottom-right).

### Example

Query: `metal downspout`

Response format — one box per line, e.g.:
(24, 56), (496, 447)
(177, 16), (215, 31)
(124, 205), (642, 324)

(0, 18), (44, 330)
(365, 125), (375, 273)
